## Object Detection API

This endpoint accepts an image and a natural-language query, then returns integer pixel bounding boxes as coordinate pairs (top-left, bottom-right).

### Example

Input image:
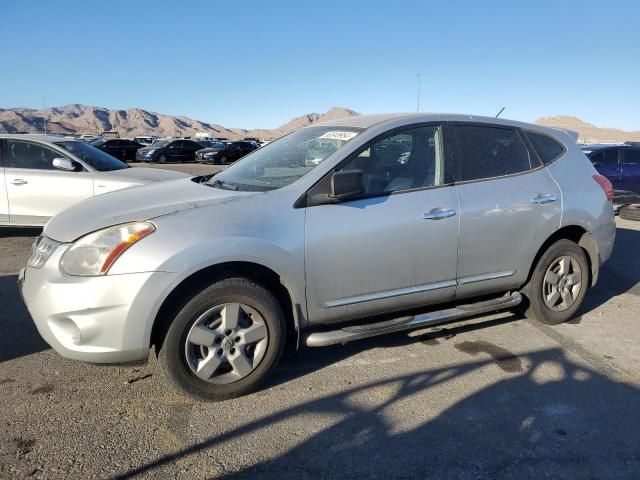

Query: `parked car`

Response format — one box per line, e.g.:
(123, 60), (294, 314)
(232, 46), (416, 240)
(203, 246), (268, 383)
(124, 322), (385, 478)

(195, 141), (258, 164)
(19, 114), (615, 401)
(582, 143), (640, 194)
(90, 138), (144, 162)
(136, 139), (204, 163)
(0, 134), (188, 226)
(134, 136), (158, 146)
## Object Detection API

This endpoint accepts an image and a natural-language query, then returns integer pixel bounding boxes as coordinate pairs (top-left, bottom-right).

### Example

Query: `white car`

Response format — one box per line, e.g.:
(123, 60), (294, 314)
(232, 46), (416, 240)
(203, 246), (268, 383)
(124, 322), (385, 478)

(0, 134), (189, 226)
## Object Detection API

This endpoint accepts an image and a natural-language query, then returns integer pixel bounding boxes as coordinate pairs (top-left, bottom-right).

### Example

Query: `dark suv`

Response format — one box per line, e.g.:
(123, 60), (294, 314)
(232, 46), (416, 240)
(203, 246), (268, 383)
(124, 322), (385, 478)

(136, 139), (204, 163)
(196, 141), (258, 164)
(582, 143), (640, 194)
(90, 138), (143, 162)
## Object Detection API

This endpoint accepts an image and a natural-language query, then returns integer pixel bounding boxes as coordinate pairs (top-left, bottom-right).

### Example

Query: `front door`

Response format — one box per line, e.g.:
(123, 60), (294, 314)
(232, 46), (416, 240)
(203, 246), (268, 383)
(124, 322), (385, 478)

(305, 124), (460, 325)
(452, 123), (562, 298)
(5, 139), (94, 225)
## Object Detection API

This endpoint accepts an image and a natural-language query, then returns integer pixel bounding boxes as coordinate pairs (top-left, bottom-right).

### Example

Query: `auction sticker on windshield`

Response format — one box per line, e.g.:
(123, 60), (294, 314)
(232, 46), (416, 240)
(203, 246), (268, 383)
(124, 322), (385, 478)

(319, 131), (359, 141)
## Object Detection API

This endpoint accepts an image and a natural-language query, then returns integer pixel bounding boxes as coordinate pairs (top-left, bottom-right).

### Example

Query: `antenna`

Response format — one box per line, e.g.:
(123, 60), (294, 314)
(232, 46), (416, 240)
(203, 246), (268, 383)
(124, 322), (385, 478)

(495, 107), (505, 118)
(416, 74), (421, 112)
(42, 96), (48, 134)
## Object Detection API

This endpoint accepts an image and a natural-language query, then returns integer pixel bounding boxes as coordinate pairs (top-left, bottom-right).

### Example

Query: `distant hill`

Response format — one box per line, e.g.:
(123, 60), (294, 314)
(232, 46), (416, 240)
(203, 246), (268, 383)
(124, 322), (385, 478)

(0, 105), (359, 140)
(535, 116), (640, 144)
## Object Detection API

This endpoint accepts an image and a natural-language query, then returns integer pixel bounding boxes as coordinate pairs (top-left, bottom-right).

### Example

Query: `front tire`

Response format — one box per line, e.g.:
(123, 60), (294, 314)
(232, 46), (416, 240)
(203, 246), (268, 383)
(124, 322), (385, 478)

(520, 239), (589, 325)
(158, 154), (168, 163)
(158, 277), (286, 401)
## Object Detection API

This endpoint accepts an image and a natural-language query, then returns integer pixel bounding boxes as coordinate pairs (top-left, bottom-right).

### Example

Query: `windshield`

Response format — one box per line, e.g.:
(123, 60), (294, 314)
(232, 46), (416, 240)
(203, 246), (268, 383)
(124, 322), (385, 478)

(208, 126), (363, 191)
(151, 140), (171, 148)
(89, 138), (105, 147)
(54, 141), (129, 171)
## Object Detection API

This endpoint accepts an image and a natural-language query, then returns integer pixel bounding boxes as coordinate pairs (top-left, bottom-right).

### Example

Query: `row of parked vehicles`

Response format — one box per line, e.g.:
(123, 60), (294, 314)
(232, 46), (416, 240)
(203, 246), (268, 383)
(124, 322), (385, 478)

(88, 136), (261, 164)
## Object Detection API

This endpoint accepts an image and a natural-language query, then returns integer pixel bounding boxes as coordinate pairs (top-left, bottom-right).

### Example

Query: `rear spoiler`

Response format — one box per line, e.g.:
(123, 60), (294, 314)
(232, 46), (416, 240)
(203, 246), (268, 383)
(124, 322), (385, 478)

(551, 128), (579, 143)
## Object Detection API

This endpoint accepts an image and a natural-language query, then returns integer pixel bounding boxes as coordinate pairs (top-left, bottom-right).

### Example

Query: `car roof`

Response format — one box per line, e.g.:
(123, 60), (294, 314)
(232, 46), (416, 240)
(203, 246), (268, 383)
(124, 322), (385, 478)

(0, 133), (82, 144)
(311, 112), (568, 137)
(580, 144), (626, 151)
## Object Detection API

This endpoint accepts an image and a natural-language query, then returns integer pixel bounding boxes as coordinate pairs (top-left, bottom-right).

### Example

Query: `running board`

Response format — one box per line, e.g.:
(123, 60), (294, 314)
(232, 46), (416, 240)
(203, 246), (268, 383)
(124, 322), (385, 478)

(304, 293), (522, 347)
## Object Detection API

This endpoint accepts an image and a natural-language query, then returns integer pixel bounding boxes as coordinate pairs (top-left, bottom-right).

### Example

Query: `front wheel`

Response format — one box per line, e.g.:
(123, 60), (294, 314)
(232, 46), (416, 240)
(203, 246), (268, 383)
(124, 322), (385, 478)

(158, 277), (286, 401)
(520, 239), (589, 325)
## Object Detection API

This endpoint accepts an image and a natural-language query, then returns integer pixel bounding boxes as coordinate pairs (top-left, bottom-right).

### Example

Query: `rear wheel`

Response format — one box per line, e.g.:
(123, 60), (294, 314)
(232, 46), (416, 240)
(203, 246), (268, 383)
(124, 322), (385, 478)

(619, 205), (640, 221)
(158, 277), (286, 401)
(520, 239), (589, 325)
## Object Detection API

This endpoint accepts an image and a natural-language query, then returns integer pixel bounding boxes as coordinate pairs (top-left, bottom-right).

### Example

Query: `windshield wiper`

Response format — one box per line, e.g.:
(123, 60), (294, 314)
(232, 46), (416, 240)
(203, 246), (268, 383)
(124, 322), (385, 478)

(209, 179), (239, 191)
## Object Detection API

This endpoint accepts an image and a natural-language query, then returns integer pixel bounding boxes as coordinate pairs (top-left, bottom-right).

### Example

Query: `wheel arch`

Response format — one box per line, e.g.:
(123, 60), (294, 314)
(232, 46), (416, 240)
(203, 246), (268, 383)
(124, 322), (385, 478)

(525, 225), (599, 288)
(150, 261), (300, 355)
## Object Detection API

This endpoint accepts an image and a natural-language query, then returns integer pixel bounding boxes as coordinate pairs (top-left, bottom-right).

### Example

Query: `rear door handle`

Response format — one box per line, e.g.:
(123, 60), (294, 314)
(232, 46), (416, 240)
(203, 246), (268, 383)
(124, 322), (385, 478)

(423, 208), (456, 220)
(11, 179), (28, 186)
(532, 193), (557, 204)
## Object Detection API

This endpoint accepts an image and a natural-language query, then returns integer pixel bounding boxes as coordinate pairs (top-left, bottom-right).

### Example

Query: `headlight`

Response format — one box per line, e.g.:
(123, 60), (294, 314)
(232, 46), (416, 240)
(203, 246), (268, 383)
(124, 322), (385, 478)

(145, 149), (156, 155)
(204, 151), (217, 157)
(27, 235), (61, 269)
(60, 222), (155, 276)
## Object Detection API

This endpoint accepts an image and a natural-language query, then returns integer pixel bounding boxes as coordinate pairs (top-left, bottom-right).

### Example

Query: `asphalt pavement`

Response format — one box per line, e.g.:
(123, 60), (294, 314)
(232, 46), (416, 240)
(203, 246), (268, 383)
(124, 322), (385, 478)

(1, 163), (639, 479)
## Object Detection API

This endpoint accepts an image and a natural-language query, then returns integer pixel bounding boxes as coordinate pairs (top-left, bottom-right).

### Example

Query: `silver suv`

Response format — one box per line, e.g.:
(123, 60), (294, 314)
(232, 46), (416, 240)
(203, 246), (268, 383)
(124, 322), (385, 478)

(19, 114), (616, 401)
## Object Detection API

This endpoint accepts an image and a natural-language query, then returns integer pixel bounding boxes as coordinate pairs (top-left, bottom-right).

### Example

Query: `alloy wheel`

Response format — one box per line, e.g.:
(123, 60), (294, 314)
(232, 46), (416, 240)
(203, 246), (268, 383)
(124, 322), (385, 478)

(184, 303), (269, 384)
(542, 255), (583, 312)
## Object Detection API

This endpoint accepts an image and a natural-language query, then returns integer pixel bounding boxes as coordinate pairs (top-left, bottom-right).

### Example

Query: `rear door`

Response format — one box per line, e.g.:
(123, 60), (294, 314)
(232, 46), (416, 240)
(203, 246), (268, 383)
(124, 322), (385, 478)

(453, 124), (562, 298)
(4, 140), (94, 225)
(589, 148), (622, 189)
(0, 140), (8, 224)
(620, 147), (640, 193)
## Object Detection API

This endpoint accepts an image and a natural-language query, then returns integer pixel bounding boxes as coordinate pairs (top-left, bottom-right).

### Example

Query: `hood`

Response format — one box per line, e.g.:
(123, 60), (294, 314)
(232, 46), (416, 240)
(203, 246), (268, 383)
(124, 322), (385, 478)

(44, 178), (255, 242)
(101, 167), (189, 183)
(197, 147), (225, 154)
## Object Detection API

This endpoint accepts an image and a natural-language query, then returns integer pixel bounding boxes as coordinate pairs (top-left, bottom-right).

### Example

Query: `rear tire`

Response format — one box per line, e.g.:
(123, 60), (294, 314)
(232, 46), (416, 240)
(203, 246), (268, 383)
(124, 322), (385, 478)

(520, 239), (589, 325)
(158, 277), (286, 401)
(619, 205), (640, 221)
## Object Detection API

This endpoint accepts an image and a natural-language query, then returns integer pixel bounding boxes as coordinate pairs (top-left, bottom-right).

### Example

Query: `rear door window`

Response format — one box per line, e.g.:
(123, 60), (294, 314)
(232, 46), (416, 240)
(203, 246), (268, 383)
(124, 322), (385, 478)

(455, 125), (532, 181)
(524, 131), (565, 164)
(622, 148), (640, 165)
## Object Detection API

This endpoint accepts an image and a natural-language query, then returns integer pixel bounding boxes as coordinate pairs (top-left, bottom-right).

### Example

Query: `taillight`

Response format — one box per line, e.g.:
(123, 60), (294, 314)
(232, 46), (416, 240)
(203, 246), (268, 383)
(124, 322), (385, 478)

(593, 175), (614, 201)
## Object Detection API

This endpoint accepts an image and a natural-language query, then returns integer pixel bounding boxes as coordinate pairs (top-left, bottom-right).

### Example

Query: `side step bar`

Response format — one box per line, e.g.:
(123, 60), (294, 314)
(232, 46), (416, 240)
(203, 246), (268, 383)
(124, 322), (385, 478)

(304, 293), (522, 347)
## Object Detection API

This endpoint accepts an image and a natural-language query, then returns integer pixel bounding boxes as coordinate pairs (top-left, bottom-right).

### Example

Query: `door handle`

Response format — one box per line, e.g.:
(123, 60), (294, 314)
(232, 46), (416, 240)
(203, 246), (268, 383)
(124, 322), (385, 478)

(532, 193), (557, 204)
(11, 179), (28, 186)
(423, 208), (456, 220)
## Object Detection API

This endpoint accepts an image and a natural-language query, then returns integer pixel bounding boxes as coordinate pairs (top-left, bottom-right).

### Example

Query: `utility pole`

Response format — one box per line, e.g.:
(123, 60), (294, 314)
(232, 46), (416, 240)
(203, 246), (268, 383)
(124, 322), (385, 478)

(416, 73), (421, 112)
(42, 96), (48, 134)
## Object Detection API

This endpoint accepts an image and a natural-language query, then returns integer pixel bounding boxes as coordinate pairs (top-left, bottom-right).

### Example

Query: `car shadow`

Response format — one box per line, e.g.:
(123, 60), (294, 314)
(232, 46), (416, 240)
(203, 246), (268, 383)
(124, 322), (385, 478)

(114, 347), (640, 479)
(0, 274), (49, 363)
(578, 225), (640, 317)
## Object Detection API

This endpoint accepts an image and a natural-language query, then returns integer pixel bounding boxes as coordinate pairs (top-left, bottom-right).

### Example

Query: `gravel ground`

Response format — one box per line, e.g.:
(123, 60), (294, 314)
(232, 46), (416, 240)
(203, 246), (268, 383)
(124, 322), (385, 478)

(1, 164), (639, 479)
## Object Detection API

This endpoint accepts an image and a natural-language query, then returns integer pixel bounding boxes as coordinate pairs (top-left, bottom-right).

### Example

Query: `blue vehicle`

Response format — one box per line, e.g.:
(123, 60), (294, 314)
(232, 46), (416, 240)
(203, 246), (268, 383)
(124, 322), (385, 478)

(582, 142), (640, 194)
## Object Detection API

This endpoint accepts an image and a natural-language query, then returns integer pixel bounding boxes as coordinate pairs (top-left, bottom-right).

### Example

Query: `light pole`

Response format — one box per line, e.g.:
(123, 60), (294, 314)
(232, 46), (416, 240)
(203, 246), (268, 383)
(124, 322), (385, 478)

(416, 73), (421, 112)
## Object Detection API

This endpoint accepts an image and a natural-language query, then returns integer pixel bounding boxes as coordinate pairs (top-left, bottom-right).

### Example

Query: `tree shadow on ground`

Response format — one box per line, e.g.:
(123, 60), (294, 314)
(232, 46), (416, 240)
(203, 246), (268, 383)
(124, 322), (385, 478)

(115, 346), (640, 480)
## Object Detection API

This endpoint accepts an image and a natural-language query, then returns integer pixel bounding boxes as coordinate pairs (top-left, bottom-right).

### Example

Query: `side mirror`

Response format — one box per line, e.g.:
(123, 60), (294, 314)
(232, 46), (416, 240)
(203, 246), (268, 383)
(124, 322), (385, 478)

(330, 170), (364, 200)
(52, 157), (79, 172)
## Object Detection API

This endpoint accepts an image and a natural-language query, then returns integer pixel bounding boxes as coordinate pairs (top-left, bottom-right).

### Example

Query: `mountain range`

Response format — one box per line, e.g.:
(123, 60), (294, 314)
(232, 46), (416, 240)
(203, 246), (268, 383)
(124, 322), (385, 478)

(0, 105), (638, 143)
(0, 105), (359, 140)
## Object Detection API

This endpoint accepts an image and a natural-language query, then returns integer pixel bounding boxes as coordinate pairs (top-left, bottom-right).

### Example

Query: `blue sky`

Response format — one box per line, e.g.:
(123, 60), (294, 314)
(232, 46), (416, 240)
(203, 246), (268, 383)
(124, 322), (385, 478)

(2, 0), (639, 130)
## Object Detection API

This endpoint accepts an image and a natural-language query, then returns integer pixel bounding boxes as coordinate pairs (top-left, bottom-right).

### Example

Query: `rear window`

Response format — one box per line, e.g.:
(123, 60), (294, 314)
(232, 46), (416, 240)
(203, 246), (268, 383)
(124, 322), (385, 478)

(525, 131), (565, 164)
(455, 125), (532, 181)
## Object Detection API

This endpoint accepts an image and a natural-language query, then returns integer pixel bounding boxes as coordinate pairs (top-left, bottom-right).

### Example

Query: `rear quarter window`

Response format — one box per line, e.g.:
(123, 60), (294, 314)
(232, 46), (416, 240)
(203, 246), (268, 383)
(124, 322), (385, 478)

(455, 125), (532, 182)
(525, 131), (566, 165)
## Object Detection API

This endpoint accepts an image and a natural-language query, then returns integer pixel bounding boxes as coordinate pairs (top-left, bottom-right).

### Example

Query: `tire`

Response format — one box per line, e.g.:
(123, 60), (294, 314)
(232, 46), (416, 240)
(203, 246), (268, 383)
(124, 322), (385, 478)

(520, 239), (589, 325)
(158, 154), (167, 164)
(220, 155), (228, 164)
(158, 277), (286, 401)
(619, 205), (640, 221)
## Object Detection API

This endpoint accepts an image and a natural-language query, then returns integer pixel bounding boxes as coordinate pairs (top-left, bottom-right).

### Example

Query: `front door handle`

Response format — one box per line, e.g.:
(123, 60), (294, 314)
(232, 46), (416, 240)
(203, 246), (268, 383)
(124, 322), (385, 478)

(11, 179), (28, 186)
(423, 208), (456, 220)
(532, 193), (557, 204)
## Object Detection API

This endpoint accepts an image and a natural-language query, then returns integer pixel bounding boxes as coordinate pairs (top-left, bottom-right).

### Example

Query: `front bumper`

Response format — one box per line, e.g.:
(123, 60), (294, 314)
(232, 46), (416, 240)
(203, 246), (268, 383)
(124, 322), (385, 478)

(19, 246), (178, 363)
